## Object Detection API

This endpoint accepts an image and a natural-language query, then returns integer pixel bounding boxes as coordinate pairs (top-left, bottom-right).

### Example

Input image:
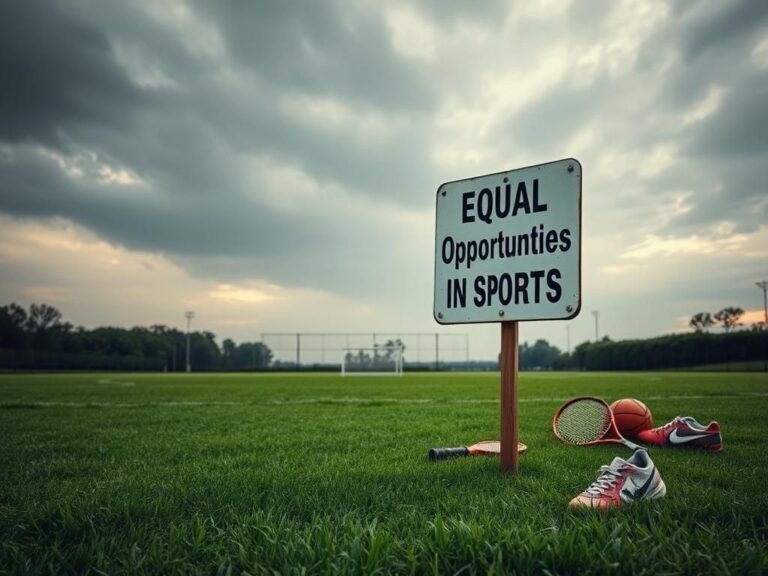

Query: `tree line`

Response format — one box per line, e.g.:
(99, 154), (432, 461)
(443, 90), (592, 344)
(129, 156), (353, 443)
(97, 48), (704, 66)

(1, 301), (765, 372)
(0, 302), (272, 371)
(513, 306), (766, 371)
(689, 307), (748, 333)
(560, 329), (766, 371)
(558, 307), (765, 371)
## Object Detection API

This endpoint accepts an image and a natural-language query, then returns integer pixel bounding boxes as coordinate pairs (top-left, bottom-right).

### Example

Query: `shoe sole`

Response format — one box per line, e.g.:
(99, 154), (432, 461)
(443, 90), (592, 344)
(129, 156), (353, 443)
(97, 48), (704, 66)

(666, 436), (722, 452)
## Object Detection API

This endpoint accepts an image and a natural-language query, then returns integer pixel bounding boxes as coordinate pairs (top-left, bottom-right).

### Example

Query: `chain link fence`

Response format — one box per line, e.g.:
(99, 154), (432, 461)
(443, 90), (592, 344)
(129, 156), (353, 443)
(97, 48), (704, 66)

(261, 332), (470, 371)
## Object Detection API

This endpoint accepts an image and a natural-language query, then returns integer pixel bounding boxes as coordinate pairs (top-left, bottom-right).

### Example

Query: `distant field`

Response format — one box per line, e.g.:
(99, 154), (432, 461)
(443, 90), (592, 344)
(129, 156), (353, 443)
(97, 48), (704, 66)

(674, 360), (768, 372)
(1, 371), (767, 575)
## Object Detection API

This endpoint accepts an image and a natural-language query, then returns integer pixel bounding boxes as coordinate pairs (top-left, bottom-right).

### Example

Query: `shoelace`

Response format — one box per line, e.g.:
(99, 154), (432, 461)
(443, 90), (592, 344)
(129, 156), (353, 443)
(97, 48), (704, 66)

(584, 465), (624, 495)
(659, 417), (684, 430)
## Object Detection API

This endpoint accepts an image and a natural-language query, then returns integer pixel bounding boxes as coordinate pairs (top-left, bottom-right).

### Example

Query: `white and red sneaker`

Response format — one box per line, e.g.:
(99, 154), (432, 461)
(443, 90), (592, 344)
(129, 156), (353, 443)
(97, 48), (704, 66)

(637, 416), (722, 452)
(568, 449), (666, 510)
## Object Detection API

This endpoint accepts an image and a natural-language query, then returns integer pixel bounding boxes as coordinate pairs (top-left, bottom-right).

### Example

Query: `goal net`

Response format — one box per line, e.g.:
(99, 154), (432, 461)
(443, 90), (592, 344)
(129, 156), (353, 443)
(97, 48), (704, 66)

(341, 345), (404, 376)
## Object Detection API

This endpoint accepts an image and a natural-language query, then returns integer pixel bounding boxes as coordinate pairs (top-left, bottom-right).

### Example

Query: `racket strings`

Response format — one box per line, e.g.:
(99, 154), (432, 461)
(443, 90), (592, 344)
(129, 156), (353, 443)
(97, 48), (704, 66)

(555, 399), (611, 444)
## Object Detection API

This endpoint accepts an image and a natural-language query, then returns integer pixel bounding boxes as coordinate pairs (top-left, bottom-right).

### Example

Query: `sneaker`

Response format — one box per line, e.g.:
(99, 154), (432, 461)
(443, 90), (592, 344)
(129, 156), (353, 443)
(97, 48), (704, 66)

(637, 416), (722, 452)
(568, 449), (666, 509)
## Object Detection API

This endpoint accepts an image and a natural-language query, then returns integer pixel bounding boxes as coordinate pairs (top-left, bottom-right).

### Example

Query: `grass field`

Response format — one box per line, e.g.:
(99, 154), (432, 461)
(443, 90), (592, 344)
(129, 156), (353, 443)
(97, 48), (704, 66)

(1, 371), (767, 575)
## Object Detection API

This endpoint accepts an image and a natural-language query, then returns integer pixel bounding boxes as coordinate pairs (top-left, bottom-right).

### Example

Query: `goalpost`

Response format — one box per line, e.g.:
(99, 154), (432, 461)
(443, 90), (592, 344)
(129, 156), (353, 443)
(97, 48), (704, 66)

(341, 345), (404, 376)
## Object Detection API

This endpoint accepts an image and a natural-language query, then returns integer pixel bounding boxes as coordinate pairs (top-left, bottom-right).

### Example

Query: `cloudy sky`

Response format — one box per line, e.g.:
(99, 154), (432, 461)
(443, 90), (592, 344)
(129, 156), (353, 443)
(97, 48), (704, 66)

(1, 0), (767, 361)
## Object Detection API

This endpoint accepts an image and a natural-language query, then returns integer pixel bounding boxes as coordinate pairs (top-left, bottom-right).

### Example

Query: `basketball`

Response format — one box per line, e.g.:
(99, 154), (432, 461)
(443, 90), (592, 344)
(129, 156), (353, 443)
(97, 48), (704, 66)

(610, 398), (652, 438)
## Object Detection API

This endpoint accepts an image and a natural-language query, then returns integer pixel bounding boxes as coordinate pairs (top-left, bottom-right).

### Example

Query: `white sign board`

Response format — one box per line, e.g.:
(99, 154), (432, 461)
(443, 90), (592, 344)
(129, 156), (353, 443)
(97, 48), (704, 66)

(434, 158), (581, 324)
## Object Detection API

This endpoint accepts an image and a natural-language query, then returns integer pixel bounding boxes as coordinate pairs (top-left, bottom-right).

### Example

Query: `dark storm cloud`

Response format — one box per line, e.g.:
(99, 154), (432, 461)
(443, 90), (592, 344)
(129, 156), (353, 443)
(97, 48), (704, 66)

(193, 1), (435, 112)
(658, 152), (768, 235)
(0, 141), (411, 296)
(1, 0), (766, 303)
(501, 81), (604, 153)
(0, 1), (145, 145)
(499, 0), (768, 238)
(0, 0), (438, 200)
(639, 0), (768, 110)
(0, 0), (438, 294)
(410, 0), (508, 26)
(680, 0), (768, 62)
(0, 146), (305, 257)
(639, 0), (768, 234)
(506, 1), (765, 250)
(687, 75), (768, 158)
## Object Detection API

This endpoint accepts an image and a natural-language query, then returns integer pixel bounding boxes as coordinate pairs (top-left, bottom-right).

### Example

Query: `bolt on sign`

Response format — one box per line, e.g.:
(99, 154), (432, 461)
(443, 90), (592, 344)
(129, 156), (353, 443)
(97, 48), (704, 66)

(434, 158), (582, 325)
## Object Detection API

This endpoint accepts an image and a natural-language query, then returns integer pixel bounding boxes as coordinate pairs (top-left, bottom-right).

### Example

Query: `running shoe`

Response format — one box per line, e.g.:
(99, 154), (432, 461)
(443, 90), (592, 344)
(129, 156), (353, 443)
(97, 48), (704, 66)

(637, 416), (722, 452)
(568, 449), (666, 509)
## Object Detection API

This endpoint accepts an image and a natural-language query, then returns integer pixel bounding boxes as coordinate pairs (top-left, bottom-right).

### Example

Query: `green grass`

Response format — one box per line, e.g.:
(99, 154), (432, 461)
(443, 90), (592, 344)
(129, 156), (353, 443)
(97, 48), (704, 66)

(1, 371), (767, 575)
(673, 360), (768, 372)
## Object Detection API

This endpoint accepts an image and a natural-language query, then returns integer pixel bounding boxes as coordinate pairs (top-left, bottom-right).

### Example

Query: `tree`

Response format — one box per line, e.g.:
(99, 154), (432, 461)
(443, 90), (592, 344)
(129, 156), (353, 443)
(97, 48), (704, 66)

(345, 349), (372, 369)
(228, 341), (272, 369)
(27, 303), (63, 332)
(149, 324), (186, 371)
(0, 301), (279, 371)
(378, 339), (405, 361)
(0, 303), (29, 348)
(83, 327), (142, 356)
(246, 342), (272, 368)
(518, 339), (561, 370)
(714, 307), (744, 332)
(532, 339), (561, 369)
(689, 312), (714, 332)
(130, 327), (171, 360)
(222, 338), (237, 368)
(189, 331), (222, 370)
(0, 303), (70, 350)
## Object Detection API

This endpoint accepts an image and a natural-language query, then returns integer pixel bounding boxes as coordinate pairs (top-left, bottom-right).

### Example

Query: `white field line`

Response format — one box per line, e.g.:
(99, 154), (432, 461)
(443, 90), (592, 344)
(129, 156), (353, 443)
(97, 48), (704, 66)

(97, 378), (136, 386)
(0, 400), (244, 408)
(1, 392), (767, 409)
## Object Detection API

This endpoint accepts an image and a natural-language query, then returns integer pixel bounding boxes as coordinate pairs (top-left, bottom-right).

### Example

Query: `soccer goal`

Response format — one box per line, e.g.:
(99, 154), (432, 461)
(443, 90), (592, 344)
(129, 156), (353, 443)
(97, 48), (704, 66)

(341, 345), (404, 376)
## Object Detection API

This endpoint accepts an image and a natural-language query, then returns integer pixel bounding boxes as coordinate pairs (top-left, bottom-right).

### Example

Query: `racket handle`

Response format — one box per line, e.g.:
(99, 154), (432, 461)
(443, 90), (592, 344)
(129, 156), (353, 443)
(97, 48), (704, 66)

(428, 446), (470, 461)
(624, 439), (642, 451)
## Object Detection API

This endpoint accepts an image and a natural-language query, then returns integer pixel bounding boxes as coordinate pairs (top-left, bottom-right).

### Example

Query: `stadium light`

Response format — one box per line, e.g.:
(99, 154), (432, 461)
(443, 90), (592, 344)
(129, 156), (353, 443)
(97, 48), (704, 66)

(592, 310), (600, 341)
(757, 281), (768, 325)
(185, 311), (195, 373)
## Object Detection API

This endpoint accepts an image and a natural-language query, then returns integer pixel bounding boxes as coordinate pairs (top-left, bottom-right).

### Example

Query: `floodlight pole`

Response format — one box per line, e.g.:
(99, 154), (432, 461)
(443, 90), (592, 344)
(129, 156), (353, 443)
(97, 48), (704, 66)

(500, 321), (519, 474)
(184, 311), (194, 373)
(592, 310), (600, 341)
(758, 281), (768, 373)
(757, 281), (768, 325)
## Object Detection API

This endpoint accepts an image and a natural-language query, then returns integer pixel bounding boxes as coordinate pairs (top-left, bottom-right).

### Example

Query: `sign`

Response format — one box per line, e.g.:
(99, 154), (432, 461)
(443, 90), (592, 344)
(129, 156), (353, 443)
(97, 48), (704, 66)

(434, 158), (581, 324)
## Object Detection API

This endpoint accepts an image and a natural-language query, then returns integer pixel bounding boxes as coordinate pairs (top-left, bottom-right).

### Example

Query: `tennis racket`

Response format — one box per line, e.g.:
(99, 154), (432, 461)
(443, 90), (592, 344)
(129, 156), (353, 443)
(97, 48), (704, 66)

(428, 441), (527, 461)
(553, 396), (641, 451)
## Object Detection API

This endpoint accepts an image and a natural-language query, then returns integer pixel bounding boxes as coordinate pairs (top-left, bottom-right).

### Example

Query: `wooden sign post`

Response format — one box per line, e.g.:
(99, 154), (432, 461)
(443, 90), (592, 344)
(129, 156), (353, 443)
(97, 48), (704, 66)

(500, 321), (519, 474)
(434, 158), (582, 475)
